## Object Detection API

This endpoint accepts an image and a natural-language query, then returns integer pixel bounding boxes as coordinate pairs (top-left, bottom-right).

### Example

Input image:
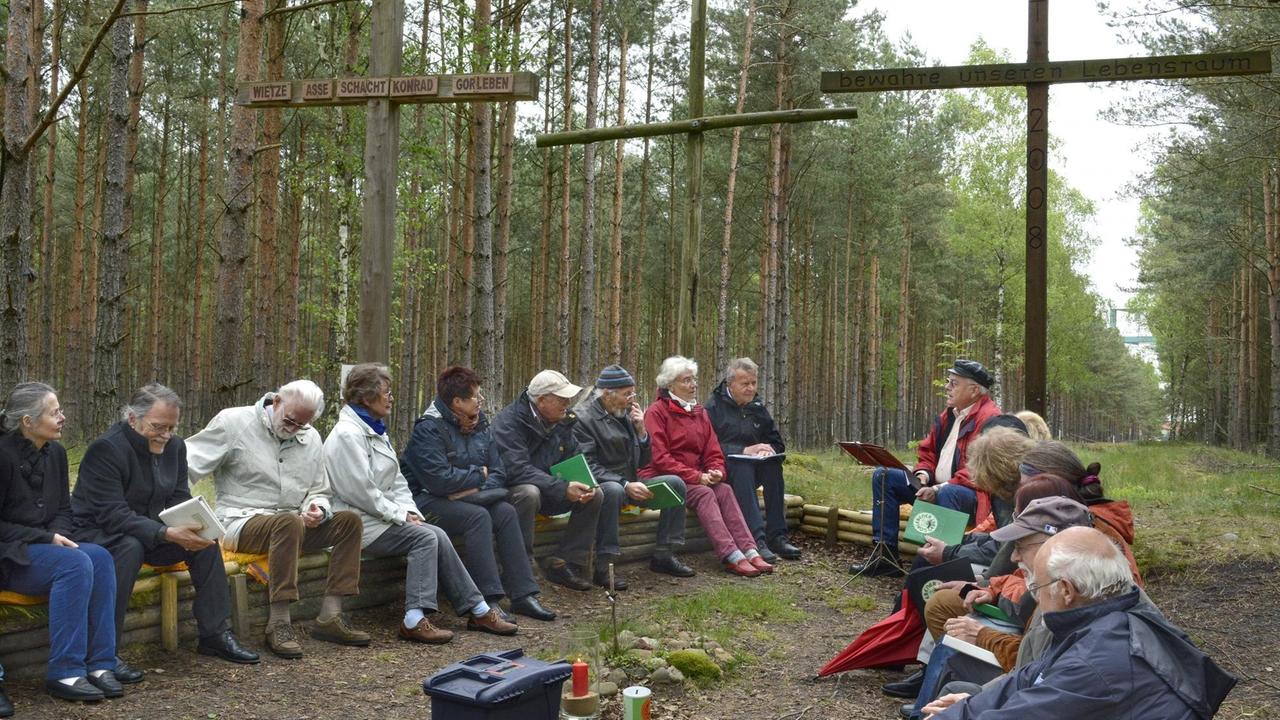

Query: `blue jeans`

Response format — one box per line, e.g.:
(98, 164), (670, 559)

(910, 641), (1004, 717)
(725, 457), (788, 544)
(3, 543), (116, 680)
(871, 469), (978, 551)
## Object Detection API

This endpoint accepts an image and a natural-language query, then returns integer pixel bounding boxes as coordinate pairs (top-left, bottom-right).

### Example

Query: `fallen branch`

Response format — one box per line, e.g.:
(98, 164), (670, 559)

(1248, 484), (1280, 497)
(775, 706), (812, 720)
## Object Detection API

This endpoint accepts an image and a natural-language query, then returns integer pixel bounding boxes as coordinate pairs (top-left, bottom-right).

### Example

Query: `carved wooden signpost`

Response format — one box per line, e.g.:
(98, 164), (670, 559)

(823, 1), (1271, 416)
(238, 72), (538, 107)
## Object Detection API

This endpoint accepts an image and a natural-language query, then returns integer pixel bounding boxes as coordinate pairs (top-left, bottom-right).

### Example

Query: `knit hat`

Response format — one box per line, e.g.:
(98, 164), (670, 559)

(596, 364), (636, 389)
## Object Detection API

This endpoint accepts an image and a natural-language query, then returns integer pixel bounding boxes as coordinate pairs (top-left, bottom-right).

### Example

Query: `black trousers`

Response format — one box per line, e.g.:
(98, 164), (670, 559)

(415, 496), (540, 602)
(100, 535), (233, 642)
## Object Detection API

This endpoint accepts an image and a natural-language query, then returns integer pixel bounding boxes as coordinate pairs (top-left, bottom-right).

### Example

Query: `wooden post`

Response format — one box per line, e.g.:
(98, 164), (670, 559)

(825, 505), (840, 550)
(160, 573), (179, 652)
(678, 0), (708, 352)
(1024, 0), (1048, 415)
(359, 0), (404, 364)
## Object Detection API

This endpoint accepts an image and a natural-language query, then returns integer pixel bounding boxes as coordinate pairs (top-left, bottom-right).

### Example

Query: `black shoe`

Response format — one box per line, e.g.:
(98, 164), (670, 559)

(0, 684), (11, 718)
(112, 657), (144, 684)
(882, 668), (925, 698)
(649, 554), (696, 577)
(45, 677), (104, 703)
(197, 630), (261, 664)
(849, 553), (904, 578)
(899, 703), (918, 719)
(510, 594), (557, 621)
(86, 671), (123, 698)
(593, 567), (629, 591)
(542, 559), (592, 591)
(756, 544), (780, 564)
(768, 536), (802, 560)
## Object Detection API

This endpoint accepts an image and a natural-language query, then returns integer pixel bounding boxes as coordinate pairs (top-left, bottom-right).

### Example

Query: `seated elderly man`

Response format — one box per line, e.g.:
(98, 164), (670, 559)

(923, 526), (1236, 719)
(575, 365), (695, 588)
(492, 370), (603, 592)
(186, 380), (369, 659)
(851, 359), (1001, 577)
(704, 357), (799, 563)
(73, 384), (259, 684)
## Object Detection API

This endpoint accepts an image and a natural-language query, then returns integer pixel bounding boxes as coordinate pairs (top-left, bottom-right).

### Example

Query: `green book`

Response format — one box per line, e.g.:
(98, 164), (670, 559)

(644, 479), (686, 510)
(903, 500), (968, 547)
(974, 602), (1016, 625)
(550, 453), (597, 488)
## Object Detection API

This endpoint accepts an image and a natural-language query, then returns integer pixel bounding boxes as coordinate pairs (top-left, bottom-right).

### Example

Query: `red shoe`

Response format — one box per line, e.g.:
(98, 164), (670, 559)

(748, 555), (774, 574)
(724, 559), (761, 577)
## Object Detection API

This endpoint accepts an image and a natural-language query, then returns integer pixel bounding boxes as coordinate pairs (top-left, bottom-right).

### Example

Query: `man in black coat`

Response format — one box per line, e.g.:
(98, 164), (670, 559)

(491, 370), (602, 591)
(704, 357), (800, 562)
(72, 384), (258, 681)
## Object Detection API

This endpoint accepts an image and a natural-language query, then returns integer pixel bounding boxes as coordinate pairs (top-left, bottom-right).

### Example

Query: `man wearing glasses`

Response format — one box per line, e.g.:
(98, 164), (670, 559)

(575, 365), (695, 587)
(186, 379), (369, 658)
(851, 359), (1002, 577)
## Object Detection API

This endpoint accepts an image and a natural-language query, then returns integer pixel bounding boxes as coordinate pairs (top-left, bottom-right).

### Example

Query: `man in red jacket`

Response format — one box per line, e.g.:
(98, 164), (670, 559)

(850, 360), (1002, 577)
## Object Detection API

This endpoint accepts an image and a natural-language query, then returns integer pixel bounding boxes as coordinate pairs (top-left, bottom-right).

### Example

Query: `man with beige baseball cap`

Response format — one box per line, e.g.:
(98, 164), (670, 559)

(491, 370), (603, 591)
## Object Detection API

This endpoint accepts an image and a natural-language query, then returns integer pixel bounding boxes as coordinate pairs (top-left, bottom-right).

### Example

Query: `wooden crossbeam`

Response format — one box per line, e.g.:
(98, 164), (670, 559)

(534, 107), (859, 148)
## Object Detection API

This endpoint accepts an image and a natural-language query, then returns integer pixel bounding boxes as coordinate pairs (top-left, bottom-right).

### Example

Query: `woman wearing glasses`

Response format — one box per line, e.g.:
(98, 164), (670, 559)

(0, 383), (121, 708)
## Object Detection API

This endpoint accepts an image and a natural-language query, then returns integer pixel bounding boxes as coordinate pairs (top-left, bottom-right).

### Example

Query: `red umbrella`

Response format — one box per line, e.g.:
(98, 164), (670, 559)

(816, 588), (924, 677)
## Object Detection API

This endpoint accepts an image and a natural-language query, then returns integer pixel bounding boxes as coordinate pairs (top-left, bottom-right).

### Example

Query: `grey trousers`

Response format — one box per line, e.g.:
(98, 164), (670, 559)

(595, 476), (687, 558)
(507, 483), (602, 566)
(363, 522), (484, 616)
(416, 496), (541, 602)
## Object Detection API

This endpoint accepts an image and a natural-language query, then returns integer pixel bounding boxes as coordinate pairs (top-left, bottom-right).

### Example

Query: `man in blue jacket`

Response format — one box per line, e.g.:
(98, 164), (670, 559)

(400, 366), (556, 622)
(704, 357), (799, 563)
(925, 526), (1235, 719)
(491, 370), (602, 592)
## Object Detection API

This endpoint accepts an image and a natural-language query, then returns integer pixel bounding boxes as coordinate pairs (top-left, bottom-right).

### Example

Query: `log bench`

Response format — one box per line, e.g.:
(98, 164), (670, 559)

(0, 494), (804, 677)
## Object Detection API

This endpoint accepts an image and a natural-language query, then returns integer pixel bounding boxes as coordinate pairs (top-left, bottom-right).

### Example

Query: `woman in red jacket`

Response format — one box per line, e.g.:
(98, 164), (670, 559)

(639, 357), (772, 577)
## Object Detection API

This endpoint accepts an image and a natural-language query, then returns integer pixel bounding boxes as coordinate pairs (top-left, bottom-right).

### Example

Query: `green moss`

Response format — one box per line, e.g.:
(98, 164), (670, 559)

(665, 649), (722, 682)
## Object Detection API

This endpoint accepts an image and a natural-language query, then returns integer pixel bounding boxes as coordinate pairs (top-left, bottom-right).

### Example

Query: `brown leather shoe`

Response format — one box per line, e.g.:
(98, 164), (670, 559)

(311, 615), (372, 647)
(398, 617), (455, 644)
(467, 608), (519, 636)
(265, 621), (303, 659)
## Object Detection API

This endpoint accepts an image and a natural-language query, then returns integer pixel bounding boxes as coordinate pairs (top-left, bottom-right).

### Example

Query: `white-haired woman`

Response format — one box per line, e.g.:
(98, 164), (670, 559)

(639, 357), (772, 577)
(0, 383), (121, 706)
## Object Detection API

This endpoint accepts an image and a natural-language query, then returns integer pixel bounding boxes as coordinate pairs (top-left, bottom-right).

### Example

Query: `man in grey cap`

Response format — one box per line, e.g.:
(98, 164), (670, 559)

(491, 370), (602, 591)
(851, 359), (1002, 577)
(575, 365), (695, 588)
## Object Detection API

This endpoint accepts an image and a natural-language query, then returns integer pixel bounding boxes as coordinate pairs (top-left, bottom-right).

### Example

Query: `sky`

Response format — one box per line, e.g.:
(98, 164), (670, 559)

(857, 0), (1165, 318)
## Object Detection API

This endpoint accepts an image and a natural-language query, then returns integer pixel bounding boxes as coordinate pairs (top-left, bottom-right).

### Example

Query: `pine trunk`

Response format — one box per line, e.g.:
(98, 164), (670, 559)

(0, 0), (35, 388)
(576, 0), (603, 380)
(716, 0), (756, 374)
(557, 0), (574, 370)
(607, 29), (628, 365)
(147, 102), (171, 380)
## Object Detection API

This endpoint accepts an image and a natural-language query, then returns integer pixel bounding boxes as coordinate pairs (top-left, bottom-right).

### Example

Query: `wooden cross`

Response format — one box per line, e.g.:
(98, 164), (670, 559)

(822, 0), (1271, 415)
(535, 0), (858, 353)
(237, 3), (538, 363)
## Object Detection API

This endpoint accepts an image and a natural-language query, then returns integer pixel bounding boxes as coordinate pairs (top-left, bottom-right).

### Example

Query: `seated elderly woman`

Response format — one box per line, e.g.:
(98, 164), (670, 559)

(0, 383), (120, 706)
(639, 356), (772, 577)
(323, 364), (516, 644)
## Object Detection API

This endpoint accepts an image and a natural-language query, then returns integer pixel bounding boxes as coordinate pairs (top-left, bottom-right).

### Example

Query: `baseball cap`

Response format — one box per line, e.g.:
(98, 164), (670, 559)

(527, 370), (584, 399)
(990, 496), (1092, 542)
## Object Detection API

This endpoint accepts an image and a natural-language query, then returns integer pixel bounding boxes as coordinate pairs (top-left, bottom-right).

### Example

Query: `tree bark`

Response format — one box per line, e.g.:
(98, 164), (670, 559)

(1, 0), (36, 389)
(607, 28), (628, 365)
(213, 0), (264, 408)
(253, 0), (285, 387)
(577, 0), (604, 380)
(716, 0), (756, 374)
(895, 216), (912, 448)
(557, 0), (573, 371)
(472, 0), (496, 387)
(147, 101), (171, 381)
(39, 0), (64, 382)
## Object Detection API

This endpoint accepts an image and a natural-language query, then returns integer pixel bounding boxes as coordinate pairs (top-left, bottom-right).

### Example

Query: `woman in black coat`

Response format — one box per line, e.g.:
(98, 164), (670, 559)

(0, 383), (121, 706)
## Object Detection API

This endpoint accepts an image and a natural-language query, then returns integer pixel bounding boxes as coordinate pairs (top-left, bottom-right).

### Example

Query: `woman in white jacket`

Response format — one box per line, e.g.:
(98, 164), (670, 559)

(324, 364), (517, 643)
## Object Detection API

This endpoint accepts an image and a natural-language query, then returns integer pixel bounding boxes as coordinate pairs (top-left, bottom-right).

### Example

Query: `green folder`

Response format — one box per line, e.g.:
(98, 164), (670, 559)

(644, 479), (686, 510)
(550, 453), (597, 488)
(974, 602), (1016, 625)
(903, 500), (968, 546)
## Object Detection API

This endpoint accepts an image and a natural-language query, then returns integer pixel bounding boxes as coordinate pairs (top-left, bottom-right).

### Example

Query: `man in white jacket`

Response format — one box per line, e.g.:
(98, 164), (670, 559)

(186, 380), (369, 659)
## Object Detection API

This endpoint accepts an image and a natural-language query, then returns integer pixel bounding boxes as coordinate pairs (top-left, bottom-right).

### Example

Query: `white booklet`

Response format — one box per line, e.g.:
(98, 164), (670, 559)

(726, 451), (787, 462)
(158, 495), (226, 541)
(942, 633), (1001, 668)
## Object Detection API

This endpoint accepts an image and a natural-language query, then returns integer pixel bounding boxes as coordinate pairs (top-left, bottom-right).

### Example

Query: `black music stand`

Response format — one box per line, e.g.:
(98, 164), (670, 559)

(838, 442), (908, 578)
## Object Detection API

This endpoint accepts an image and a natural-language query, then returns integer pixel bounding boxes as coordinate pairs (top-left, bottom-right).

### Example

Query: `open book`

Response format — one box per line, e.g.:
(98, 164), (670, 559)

(836, 441), (909, 471)
(941, 633), (1001, 668)
(158, 495), (226, 541)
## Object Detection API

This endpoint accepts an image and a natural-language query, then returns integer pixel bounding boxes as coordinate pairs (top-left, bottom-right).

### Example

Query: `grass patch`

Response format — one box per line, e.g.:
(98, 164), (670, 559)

(646, 583), (808, 636)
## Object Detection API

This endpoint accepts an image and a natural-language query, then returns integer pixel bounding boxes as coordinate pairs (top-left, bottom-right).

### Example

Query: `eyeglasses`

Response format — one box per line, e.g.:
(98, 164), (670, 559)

(675, 376), (697, 386)
(145, 421), (177, 435)
(1013, 539), (1046, 555)
(280, 415), (307, 431)
(1026, 576), (1062, 595)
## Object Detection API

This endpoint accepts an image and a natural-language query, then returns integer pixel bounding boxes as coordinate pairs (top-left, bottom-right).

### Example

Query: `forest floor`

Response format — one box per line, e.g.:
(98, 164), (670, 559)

(7, 442), (1280, 719)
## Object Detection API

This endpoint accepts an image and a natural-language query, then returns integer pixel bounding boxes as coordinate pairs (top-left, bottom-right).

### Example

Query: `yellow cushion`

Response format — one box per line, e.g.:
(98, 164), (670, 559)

(222, 550), (270, 585)
(0, 590), (46, 606)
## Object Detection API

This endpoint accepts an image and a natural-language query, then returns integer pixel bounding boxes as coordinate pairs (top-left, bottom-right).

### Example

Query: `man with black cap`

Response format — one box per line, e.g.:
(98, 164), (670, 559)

(850, 359), (1001, 577)
(492, 370), (603, 591)
(575, 365), (695, 588)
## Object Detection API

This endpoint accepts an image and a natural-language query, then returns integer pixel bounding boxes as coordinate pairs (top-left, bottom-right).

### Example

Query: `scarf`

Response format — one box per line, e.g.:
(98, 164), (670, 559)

(350, 403), (387, 436)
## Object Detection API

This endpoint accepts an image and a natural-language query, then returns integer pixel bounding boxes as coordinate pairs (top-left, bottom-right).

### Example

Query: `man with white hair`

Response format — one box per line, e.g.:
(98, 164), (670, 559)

(492, 370), (603, 592)
(187, 380), (369, 659)
(924, 526), (1236, 719)
(704, 357), (799, 563)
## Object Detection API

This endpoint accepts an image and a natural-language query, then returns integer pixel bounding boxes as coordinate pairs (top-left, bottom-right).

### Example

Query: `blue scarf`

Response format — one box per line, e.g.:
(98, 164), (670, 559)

(350, 403), (387, 436)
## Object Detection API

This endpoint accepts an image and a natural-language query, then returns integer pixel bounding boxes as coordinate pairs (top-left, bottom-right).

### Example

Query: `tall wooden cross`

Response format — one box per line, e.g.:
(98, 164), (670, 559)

(237, 2), (538, 363)
(536, 0), (858, 353)
(822, 0), (1271, 415)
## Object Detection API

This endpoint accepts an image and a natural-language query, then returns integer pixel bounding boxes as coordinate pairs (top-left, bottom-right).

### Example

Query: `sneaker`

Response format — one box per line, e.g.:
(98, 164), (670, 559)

(399, 617), (454, 644)
(311, 615), (372, 647)
(265, 621), (303, 659)
(467, 608), (519, 636)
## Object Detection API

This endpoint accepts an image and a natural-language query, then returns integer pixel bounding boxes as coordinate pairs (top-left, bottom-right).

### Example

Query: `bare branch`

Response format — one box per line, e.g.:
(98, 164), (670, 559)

(262, 0), (356, 19)
(118, 0), (238, 19)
